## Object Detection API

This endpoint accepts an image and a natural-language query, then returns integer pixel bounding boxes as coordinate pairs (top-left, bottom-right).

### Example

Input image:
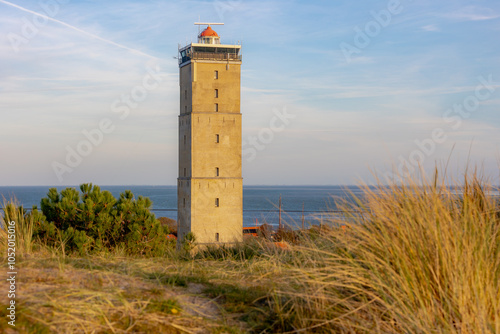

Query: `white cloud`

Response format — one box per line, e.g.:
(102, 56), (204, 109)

(444, 6), (500, 21)
(421, 24), (440, 32)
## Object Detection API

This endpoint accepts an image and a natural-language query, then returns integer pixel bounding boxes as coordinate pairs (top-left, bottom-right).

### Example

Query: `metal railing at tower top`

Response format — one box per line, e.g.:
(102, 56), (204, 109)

(191, 51), (242, 61)
(179, 51), (242, 65)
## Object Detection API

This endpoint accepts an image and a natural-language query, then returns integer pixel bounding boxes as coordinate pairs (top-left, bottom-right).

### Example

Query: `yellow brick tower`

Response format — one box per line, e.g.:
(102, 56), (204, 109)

(177, 23), (242, 247)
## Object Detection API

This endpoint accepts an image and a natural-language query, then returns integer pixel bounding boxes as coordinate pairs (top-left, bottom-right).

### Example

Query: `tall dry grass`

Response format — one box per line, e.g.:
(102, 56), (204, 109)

(1, 171), (499, 333)
(276, 172), (500, 333)
(0, 199), (37, 255)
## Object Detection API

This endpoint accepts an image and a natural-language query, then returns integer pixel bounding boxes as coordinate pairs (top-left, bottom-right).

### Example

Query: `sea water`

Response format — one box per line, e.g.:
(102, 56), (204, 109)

(0, 185), (364, 228)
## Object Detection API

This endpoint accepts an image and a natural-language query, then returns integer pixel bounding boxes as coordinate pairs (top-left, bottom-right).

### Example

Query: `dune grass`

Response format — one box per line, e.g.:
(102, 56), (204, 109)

(0, 199), (36, 255)
(0, 170), (499, 333)
(271, 172), (500, 333)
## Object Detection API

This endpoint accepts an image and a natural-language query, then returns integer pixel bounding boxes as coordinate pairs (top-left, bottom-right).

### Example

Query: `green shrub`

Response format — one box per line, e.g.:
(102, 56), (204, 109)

(36, 183), (170, 256)
(180, 231), (196, 253)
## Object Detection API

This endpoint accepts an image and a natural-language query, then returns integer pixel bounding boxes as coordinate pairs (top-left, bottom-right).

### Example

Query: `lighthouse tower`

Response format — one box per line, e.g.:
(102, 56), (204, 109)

(177, 23), (243, 247)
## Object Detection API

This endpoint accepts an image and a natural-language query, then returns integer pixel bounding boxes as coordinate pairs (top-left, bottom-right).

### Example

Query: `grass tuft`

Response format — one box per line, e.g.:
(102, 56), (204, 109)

(1, 198), (38, 255)
(274, 171), (500, 333)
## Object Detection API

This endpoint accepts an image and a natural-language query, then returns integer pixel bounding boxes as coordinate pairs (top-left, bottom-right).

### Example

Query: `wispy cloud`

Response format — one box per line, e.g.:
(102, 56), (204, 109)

(421, 24), (440, 32)
(242, 87), (290, 94)
(443, 6), (500, 21)
(0, 0), (158, 59)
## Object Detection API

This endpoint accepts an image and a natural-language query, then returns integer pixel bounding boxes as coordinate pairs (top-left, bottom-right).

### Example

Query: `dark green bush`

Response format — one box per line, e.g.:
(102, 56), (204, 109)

(35, 183), (170, 256)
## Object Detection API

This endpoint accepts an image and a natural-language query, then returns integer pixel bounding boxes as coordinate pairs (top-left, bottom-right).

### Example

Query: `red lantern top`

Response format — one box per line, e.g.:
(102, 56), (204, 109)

(199, 26), (219, 37)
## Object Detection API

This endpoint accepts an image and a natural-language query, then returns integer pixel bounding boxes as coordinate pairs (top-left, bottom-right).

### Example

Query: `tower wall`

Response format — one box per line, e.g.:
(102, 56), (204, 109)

(177, 51), (242, 246)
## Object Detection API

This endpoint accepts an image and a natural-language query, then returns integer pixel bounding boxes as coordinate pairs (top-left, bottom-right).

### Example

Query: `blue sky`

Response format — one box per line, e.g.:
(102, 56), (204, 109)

(0, 0), (499, 186)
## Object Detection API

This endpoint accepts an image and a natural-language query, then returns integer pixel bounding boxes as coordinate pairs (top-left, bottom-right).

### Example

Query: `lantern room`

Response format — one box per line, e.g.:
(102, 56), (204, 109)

(198, 25), (221, 44)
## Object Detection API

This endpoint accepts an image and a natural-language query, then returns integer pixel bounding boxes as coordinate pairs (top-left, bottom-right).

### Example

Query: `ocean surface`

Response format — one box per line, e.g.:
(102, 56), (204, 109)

(0, 185), (364, 228)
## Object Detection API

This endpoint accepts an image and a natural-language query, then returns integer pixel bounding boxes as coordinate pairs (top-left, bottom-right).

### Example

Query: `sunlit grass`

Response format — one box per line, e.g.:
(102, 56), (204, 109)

(0, 198), (35, 255)
(272, 171), (500, 333)
(1, 169), (498, 333)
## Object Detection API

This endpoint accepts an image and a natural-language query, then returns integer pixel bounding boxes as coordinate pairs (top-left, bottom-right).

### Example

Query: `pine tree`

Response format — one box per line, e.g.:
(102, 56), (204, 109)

(36, 183), (170, 255)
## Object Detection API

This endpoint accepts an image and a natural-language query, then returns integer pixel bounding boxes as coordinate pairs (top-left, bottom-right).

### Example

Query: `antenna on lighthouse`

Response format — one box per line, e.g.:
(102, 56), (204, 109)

(194, 22), (224, 26)
(194, 22), (224, 36)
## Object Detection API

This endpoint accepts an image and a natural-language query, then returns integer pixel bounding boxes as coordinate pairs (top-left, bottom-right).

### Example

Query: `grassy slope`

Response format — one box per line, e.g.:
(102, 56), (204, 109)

(0, 245), (295, 333)
(1, 172), (499, 333)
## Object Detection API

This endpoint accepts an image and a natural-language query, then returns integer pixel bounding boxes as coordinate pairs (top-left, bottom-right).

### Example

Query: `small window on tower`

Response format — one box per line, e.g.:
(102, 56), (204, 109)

(184, 90), (187, 100)
(215, 89), (218, 98)
(215, 198), (219, 207)
(183, 198), (186, 207)
(214, 70), (218, 79)
(184, 106), (187, 113)
(215, 103), (219, 112)
(216, 167), (219, 177)
(216, 134), (219, 143)
(183, 135), (186, 146)
(215, 233), (219, 242)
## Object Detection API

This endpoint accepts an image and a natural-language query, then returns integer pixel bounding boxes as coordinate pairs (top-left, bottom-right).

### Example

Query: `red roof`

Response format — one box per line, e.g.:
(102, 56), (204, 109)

(200, 26), (219, 37)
